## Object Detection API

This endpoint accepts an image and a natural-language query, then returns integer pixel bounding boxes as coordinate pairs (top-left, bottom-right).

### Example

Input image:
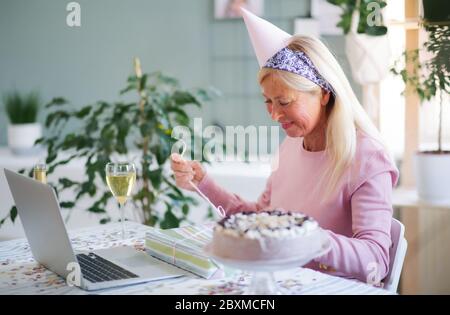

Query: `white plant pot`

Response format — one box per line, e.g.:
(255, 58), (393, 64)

(345, 33), (391, 85)
(344, 8), (391, 85)
(7, 123), (42, 155)
(414, 152), (450, 204)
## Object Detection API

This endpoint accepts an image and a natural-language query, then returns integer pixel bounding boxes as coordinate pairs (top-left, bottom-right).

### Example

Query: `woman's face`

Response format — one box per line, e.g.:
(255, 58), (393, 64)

(260, 74), (329, 138)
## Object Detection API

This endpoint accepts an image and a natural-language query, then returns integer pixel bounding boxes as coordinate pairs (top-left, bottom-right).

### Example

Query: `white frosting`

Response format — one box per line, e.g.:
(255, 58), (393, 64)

(215, 211), (318, 240)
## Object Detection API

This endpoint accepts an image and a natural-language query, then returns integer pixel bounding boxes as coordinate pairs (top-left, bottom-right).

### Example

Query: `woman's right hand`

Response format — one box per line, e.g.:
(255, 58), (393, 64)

(170, 153), (206, 191)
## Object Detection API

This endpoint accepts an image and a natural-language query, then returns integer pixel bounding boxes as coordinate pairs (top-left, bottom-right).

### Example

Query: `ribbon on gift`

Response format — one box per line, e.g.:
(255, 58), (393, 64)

(170, 223), (213, 265)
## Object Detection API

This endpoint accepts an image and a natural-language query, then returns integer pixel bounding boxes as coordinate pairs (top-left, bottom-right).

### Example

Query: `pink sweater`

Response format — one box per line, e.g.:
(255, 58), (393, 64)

(198, 131), (399, 283)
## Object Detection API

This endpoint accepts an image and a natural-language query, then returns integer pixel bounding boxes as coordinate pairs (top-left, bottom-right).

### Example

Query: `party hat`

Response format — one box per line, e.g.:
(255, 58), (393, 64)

(240, 7), (292, 67)
(240, 7), (335, 94)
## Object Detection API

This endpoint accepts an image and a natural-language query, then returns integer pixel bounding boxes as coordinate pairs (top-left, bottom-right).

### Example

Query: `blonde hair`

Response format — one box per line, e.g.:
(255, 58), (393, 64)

(258, 35), (386, 198)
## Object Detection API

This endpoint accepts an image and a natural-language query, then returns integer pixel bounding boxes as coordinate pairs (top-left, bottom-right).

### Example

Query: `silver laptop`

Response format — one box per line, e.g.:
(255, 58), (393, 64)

(4, 168), (185, 291)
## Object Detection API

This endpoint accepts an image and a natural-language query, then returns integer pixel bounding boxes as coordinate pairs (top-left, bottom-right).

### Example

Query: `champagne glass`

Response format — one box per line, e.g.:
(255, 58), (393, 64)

(105, 162), (136, 240)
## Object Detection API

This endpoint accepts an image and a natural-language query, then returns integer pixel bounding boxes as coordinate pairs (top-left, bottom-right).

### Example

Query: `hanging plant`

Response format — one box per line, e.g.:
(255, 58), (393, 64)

(327, 0), (388, 36)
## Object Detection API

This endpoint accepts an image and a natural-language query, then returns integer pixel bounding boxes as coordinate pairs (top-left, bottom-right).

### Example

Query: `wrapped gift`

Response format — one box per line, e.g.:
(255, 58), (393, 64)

(145, 224), (223, 279)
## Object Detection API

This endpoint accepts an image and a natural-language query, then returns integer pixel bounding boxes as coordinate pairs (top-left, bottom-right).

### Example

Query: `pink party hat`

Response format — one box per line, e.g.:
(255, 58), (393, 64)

(240, 7), (292, 67)
(240, 7), (335, 94)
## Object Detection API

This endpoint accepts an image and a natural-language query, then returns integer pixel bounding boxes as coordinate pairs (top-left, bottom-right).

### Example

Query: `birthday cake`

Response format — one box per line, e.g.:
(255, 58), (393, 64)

(210, 210), (324, 261)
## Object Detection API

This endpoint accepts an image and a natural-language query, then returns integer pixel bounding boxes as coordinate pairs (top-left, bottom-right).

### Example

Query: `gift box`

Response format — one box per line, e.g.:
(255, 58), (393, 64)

(145, 224), (223, 279)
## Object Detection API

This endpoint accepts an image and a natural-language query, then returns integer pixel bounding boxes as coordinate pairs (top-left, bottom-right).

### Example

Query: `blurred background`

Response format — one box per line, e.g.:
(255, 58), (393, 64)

(0, 0), (449, 294)
(0, 0), (364, 144)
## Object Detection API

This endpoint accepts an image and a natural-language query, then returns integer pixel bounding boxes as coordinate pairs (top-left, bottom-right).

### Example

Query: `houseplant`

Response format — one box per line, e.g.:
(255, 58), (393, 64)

(327, 0), (390, 85)
(391, 21), (450, 203)
(3, 90), (42, 155)
(0, 58), (221, 229)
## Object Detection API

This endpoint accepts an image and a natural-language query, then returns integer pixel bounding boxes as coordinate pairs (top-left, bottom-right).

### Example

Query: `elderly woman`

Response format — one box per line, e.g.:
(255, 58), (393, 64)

(171, 8), (398, 284)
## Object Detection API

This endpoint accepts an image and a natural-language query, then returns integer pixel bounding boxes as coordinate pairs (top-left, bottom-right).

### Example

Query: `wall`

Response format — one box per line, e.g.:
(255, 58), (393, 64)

(0, 0), (361, 146)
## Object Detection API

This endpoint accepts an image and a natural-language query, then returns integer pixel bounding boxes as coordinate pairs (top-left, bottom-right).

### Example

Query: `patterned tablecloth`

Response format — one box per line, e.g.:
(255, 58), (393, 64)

(0, 222), (392, 295)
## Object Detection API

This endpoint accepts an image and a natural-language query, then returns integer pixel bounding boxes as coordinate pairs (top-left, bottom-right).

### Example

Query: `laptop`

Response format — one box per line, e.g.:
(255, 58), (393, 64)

(4, 168), (186, 291)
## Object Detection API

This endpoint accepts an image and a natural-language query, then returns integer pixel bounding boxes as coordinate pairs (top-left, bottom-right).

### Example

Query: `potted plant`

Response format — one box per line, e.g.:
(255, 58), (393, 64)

(327, 0), (390, 85)
(3, 90), (42, 155)
(1, 58), (220, 229)
(391, 22), (450, 203)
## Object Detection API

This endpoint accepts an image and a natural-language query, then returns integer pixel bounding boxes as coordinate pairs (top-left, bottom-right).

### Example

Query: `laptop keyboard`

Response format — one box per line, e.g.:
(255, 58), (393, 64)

(76, 253), (138, 283)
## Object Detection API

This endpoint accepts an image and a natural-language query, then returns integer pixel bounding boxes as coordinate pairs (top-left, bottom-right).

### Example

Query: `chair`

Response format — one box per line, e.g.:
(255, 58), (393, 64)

(383, 218), (408, 293)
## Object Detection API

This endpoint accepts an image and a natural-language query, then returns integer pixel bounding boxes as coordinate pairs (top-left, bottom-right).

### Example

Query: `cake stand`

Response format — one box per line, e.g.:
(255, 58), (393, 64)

(205, 229), (331, 295)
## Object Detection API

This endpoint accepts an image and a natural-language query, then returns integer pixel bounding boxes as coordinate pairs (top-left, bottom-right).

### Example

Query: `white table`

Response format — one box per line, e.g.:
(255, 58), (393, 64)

(0, 222), (392, 295)
(393, 187), (450, 210)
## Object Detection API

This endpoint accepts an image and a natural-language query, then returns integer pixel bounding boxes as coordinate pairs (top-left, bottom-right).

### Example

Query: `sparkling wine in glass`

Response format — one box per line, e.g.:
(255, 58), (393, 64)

(105, 162), (136, 240)
(33, 164), (47, 184)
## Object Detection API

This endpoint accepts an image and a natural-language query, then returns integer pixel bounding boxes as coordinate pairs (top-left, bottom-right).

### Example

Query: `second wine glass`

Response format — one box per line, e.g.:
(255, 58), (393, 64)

(105, 162), (136, 240)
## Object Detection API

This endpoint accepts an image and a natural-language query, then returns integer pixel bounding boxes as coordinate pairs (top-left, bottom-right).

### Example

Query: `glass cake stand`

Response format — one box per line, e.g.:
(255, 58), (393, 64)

(205, 229), (331, 295)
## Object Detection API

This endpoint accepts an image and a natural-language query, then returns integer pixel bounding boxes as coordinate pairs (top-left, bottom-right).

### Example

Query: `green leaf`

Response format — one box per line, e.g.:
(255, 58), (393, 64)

(127, 75), (138, 83)
(120, 84), (137, 95)
(146, 215), (159, 226)
(140, 121), (155, 137)
(147, 168), (163, 189)
(195, 87), (221, 102)
(326, 0), (349, 5)
(139, 74), (148, 91)
(182, 204), (189, 216)
(10, 206), (18, 222)
(160, 203), (180, 229)
(172, 91), (201, 107)
(87, 203), (107, 213)
(45, 110), (70, 128)
(35, 137), (45, 145)
(93, 101), (110, 116)
(163, 177), (184, 197)
(46, 152), (58, 164)
(205, 206), (214, 220)
(60, 201), (75, 209)
(45, 97), (67, 108)
(153, 72), (179, 87)
(58, 177), (79, 189)
(166, 106), (189, 125)
(100, 217), (111, 224)
(75, 106), (92, 119)
(150, 144), (168, 166)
